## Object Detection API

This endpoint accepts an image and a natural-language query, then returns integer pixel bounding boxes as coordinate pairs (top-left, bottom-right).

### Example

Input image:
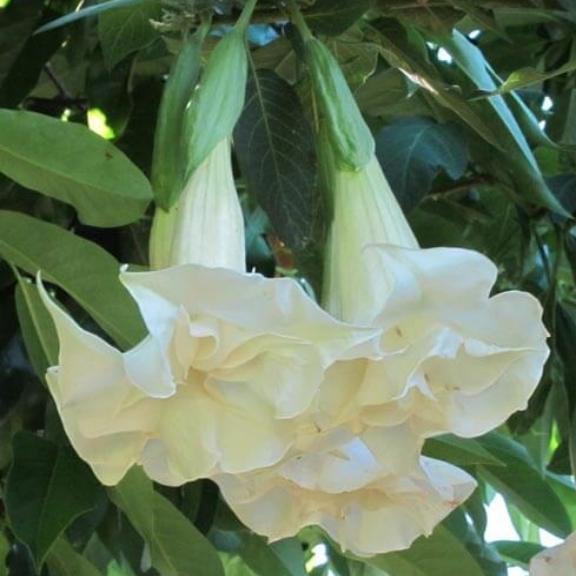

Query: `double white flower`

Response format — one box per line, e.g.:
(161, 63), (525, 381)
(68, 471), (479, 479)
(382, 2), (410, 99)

(39, 19), (549, 557)
(40, 139), (372, 487)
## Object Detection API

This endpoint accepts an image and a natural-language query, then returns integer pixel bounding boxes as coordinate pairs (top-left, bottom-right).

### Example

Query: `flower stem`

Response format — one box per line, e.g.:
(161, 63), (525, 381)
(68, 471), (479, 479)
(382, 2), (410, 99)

(235, 0), (259, 33)
(284, 0), (313, 41)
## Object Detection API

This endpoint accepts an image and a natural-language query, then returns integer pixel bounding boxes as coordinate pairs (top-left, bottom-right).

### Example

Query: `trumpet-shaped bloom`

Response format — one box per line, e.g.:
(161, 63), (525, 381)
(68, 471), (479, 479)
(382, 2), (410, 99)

(530, 533), (576, 576)
(150, 138), (245, 271)
(216, 438), (476, 557)
(322, 156), (549, 440)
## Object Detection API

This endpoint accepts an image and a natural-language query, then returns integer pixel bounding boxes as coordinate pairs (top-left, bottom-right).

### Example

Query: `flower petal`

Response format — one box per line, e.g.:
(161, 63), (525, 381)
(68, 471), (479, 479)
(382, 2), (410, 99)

(39, 279), (153, 485)
(216, 442), (476, 557)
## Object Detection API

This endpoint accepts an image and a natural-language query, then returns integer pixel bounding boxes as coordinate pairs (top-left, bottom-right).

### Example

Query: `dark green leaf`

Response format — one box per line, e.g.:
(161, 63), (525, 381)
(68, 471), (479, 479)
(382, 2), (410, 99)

(305, 0), (371, 36)
(492, 540), (544, 569)
(98, 0), (161, 70)
(0, 110), (152, 227)
(234, 67), (319, 252)
(5, 432), (102, 567)
(375, 117), (469, 212)
(0, 211), (146, 349)
(423, 435), (504, 467)
(477, 433), (573, 538)
(0, 0), (44, 85)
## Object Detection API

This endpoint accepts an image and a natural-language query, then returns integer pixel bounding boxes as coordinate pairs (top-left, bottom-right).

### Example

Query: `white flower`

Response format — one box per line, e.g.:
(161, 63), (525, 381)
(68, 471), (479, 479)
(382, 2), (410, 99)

(39, 138), (375, 486)
(40, 262), (373, 486)
(322, 155), (550, 440)
(216, 438), (476, 557)
(149, 138), (245, 271)
(530, 533), (576, 576)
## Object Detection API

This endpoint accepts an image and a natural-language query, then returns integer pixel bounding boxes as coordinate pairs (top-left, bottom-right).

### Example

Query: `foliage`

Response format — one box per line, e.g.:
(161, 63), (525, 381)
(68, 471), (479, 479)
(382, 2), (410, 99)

(0, 0), (575, 575)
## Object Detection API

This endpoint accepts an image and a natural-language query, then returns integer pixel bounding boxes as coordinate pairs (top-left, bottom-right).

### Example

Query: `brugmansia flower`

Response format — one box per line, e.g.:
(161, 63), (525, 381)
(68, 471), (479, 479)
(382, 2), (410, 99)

(41, 140), (374, 487)
(530, 533), (576, 575)
(321, 150), (549, 442)
(216, 438), (475, 556)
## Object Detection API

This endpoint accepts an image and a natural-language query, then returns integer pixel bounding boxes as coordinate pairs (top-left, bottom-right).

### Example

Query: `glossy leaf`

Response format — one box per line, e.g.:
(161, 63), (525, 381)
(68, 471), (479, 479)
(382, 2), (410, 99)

(5, 432), (102, 567)
(0, 110), (152, 227)
(477, 434), (572, 538)
(368, 525), (486, 576)
(375, 117), (469, 212)
(98, 0), (161, 69)
(0, 211), (146, 349)
(305, 0), (371, 36)
(234, 67), (318, 252)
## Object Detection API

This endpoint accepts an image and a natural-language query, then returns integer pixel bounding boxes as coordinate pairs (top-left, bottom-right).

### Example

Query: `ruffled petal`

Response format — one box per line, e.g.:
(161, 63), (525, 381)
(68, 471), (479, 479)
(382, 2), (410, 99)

(120, 265), (374, 361)
(216, 442), (476, 557)
(39, 281), (154, 485)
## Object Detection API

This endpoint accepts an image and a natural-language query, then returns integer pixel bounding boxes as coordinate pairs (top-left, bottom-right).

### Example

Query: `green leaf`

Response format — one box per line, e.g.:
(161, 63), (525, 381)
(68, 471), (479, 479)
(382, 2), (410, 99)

(14, 269), (58, 378)
(110, 468), (224, 576)
(0, 109), (152, 227)
(436, 31), (568, 215)
(236, 534), (305, 576)
(234, 67), (319, 252)
(444, 511), (507, 576)
(477, 433), (573, 538)
(355, 68), (415, 118)
(0, 5), (66, 109)
(304, 0), (371, 36)
(35, 0), (153, 34)
(0, 211), (146, 349)
(367, 525), (486, 576)
(98, 0), (161, 69)
(492, 541), (544, 569)
(0, 531), (9, 576)
(47, 538), (104, 576)
(0, 0), (44, 81)
(375, 117), (468, 212)
(475, 59), (576, 97)
(367, 24), (503, 150)
(5, 432), (102, 568)
(423, 435), (504, 467)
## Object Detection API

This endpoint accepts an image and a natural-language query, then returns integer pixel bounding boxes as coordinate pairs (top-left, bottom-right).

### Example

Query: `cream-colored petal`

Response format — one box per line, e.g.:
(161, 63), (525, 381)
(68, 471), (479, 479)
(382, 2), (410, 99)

(121, 265), (374, 358)
(142, 388), (218, 484)
(530, 532), (576, 575)
(39, 284), (153, 485)
(216, 444), (476, 557)
(211, 336), (325, 418)
(124, 335), (176, 398)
